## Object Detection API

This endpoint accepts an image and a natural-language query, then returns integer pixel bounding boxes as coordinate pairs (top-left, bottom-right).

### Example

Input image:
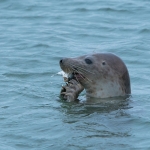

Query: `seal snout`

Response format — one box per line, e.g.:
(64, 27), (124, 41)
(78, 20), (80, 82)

(59, 59), (63, 64)
(60, 58), (67, 65)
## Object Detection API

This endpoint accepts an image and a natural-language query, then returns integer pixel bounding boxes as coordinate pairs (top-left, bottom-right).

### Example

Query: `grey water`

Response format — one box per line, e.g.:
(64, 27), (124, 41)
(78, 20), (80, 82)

(0, 0), (150, 149)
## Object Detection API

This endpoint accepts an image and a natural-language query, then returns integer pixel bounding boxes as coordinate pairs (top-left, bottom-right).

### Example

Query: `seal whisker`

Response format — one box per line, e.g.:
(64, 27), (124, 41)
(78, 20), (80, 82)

(75, 69), (93, 83)
(73, 72), (80, 83)
(70, 66), (93, 83)
(63, 63), (93, 83)
(69, 63), (95, 74)
(63, 67), (71, 74)
(69, 64), (86, 73)
(81, 74), (92, 83)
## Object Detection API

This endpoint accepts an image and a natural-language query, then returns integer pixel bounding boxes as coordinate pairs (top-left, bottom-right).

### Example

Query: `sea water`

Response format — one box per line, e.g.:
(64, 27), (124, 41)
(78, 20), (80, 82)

(0, 0), (150, 149)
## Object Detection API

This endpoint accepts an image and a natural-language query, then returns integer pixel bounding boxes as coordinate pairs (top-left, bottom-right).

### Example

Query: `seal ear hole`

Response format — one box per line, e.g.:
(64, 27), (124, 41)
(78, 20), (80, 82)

(102, 61), (106, 65)
(85, 58), (92, 64)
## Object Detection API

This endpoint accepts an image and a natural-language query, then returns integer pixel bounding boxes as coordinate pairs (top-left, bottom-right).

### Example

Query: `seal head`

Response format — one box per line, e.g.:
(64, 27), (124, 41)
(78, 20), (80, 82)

(60, 53), (131, 99)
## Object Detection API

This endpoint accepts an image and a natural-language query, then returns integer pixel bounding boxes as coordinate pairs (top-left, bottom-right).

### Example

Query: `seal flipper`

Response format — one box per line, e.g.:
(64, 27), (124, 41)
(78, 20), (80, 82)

(60, 79), (84, 102)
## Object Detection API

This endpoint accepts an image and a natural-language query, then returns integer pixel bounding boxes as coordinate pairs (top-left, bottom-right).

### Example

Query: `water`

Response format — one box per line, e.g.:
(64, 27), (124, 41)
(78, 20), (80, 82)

(0, 0), (150, 149)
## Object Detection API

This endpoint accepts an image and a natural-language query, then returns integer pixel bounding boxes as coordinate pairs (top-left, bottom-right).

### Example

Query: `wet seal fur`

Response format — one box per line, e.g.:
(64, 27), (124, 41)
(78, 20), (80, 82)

(59, 53), (131, 102)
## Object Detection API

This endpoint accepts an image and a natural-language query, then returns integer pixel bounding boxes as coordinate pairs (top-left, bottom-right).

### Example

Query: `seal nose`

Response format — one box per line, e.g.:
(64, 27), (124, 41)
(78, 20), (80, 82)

(60, 58), (67, 65)
(60, 59), (63, 64)
(60, 58), (65, 64)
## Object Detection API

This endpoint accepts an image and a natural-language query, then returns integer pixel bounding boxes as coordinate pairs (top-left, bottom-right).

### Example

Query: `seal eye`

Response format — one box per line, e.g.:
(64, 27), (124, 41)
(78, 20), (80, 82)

(102, 61), (106, 65)
(85, 58), (92, 64)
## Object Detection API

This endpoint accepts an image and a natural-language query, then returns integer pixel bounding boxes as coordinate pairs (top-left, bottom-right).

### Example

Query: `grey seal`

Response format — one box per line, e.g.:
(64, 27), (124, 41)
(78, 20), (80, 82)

(59, 53), (131, 102)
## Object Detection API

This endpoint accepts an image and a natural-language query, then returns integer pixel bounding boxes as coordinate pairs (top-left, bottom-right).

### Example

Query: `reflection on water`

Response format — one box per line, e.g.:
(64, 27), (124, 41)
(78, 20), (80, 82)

(59, 97), (133, 149)
(61, 96), (132, 115)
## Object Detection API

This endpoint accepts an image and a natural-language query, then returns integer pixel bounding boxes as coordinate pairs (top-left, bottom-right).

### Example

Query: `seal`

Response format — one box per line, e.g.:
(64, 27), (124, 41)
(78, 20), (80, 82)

(59, 53), (131, 101)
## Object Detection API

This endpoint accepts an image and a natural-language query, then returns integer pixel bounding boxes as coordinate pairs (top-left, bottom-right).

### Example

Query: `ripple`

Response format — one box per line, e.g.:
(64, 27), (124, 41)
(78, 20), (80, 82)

(32, 43), (50, 48)
(3, 72), (53, 79)
(138, 28), (150, 34)
(72, 7), (130, 13)
(73, 8), (89, 12)
(97, 7), (129, 13)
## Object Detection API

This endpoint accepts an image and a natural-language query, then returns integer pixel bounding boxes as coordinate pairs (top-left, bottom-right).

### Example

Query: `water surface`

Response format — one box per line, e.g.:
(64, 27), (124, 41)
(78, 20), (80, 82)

(0, 0), (150, 149)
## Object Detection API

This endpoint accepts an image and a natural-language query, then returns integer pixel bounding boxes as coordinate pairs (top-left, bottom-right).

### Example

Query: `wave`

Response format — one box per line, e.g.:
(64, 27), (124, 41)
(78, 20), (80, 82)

(138, 28), (150, 34)
(72, 7), (130, 13)
(32, 44), (50, 48)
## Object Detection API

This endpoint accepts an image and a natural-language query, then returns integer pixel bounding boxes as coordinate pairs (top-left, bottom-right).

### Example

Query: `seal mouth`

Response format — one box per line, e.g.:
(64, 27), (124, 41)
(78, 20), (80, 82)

(68, 72), (85, 81)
